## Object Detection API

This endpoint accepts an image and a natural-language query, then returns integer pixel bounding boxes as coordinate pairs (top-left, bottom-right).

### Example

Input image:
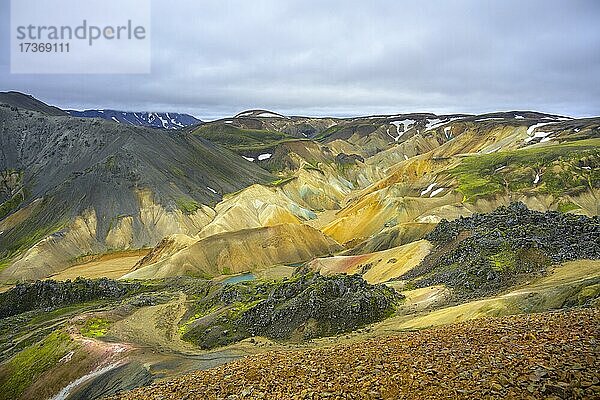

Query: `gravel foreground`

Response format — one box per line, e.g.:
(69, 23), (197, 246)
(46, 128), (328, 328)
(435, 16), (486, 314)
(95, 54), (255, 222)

(108, 309), (600, 400)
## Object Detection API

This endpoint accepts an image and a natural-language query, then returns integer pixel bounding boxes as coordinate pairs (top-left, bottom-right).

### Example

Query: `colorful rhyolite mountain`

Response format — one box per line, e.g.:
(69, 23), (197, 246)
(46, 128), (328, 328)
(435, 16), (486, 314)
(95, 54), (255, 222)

(0, 93), (599, 400)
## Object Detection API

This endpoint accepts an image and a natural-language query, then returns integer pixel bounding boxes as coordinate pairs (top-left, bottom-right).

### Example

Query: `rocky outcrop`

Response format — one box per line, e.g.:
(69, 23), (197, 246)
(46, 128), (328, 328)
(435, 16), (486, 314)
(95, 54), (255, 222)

(402, 202), (600, 299)
(0, 278), (140, 318)
(183, 273), (401, 349)
(335, 153), (364, 165)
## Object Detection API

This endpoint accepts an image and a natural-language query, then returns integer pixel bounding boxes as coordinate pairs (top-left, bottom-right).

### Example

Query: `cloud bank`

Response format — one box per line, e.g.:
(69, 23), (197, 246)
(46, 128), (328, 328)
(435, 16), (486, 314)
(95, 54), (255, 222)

(1, 0), (599, 119)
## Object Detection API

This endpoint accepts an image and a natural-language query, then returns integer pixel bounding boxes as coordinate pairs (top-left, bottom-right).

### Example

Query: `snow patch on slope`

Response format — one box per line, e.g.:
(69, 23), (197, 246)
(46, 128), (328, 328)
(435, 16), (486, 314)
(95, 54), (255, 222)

(258, 112), (285, 118)
(388, 119), (416, 141)
(525, 122), (559, 144)
(429, 187), (445, 197)
(421, 183), (437, 196)
(444, 126), (452, 139)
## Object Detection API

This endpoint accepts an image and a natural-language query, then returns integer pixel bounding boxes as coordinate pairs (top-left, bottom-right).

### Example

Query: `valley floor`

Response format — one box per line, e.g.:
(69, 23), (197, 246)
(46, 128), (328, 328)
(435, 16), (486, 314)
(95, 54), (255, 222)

(108, 308), (599, 400)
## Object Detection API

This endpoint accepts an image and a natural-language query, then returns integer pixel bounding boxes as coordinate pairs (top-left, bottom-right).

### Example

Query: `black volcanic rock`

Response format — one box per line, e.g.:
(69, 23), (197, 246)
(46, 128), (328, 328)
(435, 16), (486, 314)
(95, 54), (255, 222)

(0, 278), (140, 318)
(183, 273), (401, 349)
(335, 152), (365, 164)
(402, 203), (600, 299)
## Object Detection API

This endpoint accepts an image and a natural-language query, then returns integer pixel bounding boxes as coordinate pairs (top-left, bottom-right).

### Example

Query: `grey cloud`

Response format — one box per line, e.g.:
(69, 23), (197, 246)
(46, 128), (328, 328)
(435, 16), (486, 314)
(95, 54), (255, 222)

(1, 0), (599, 119)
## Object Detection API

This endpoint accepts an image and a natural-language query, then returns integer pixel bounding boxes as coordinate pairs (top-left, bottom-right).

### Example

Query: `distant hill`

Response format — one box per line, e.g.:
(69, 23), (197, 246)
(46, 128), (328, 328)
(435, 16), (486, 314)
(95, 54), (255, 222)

(0, 91), (67, 116)
(1, 95), (598, 284)
(67, 109), (202, 129)
(0, 92), (202, 129)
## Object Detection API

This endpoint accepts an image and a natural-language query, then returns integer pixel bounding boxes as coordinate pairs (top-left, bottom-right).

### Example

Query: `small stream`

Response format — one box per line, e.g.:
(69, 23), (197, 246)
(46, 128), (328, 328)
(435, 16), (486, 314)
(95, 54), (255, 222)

(50, 362), (123, 400)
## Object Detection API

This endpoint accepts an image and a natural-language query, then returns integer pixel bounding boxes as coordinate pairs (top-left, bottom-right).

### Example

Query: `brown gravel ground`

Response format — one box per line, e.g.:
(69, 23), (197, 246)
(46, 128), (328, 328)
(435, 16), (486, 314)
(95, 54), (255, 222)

(107, 308), (600, 400)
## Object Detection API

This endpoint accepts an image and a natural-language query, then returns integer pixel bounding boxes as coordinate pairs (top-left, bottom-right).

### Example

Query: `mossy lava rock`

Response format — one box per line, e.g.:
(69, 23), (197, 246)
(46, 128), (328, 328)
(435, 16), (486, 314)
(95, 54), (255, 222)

(183, 273), (401, 349)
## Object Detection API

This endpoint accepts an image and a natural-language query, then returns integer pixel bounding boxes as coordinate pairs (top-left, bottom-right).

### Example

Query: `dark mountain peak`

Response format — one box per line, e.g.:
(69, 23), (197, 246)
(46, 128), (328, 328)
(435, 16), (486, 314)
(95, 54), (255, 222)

(0, 91), (67, 116)
(0, 105), (273, 280)
(67, 109), (202, 130)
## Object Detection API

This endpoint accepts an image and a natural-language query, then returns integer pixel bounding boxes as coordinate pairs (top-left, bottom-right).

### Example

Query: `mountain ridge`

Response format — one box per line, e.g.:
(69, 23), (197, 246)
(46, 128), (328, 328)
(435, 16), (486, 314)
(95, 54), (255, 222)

(0, 103), (274, 281)
(67, 109), (202, 130)
(0, 91), (67, 116)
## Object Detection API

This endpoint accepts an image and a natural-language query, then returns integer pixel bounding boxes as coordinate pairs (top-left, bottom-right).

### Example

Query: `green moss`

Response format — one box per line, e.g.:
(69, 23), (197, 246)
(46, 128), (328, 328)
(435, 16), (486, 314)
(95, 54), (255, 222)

(314, 125), (342, 141)
(543, 169), (589, 195)
(303, 163), (324, 174)
(192, 124), (295, 152)
(80, 317), (109, 338)
(0, 259), (10, 272)
(578, 284), (600, 305)
(557, 201), (581, 213)
(175, 197), (201, 214)
(227, 299), (264, 319)
(29, 304), (86, 325)
(456, 175), (504, 202)
(0, 191), (26, 220)
(449, 139), (600, 202)
(0, 330), (76, 400)
(270, 176), (297, 186)
(104, 155), (117, 169)
(490, 249), (517, 272)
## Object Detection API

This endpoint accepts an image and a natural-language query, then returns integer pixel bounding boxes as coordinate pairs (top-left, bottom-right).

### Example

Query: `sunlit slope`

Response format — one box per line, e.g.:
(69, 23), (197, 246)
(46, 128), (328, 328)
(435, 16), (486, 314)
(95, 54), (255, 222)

(308, 239), (432, 284)
(197, 185), (315, 238)
(321, 119), (599, 247)
(123, 223), (342, 279)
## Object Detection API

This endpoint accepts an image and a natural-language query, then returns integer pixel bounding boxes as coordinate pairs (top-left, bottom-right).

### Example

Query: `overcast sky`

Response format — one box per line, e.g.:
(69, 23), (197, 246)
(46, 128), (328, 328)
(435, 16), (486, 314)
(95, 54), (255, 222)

(1, 0), (599, 119)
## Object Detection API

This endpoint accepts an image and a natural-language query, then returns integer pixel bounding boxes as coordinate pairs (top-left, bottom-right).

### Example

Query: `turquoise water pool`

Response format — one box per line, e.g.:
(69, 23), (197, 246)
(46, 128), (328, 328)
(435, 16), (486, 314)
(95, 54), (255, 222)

(221, 273), (256, 284)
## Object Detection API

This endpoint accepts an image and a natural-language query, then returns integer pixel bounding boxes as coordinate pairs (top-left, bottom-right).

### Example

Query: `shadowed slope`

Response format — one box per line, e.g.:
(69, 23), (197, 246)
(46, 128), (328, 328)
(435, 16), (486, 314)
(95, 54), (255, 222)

(0, 105), (273, 281)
